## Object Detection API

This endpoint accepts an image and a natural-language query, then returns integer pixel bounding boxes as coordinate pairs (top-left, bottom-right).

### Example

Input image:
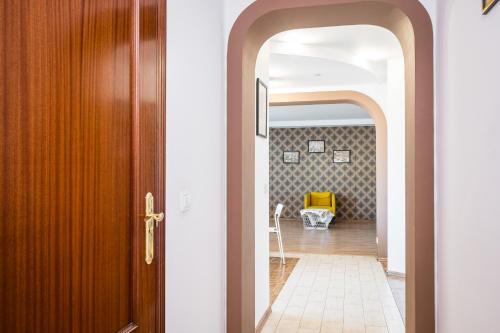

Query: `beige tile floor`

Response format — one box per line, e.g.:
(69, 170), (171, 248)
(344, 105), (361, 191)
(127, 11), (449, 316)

(262, 253), (405, 333)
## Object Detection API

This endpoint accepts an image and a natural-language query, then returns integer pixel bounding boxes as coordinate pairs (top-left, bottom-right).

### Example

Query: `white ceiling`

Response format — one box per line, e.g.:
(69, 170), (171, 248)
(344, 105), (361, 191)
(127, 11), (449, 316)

(267, 25), (402, 93)
(265, 25), (401, 127)
(270, 54), (377, 88)
(269, 104), (374, 128)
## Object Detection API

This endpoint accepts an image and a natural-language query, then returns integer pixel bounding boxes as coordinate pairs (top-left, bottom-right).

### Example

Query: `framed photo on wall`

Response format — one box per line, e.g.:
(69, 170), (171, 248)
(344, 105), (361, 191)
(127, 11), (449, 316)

(333, 150), (351, 163)
(283, 151), (300, 164)
(256, 78), (268, 138)
(483, 0), (499, 14)
(308, 140), (325, 153)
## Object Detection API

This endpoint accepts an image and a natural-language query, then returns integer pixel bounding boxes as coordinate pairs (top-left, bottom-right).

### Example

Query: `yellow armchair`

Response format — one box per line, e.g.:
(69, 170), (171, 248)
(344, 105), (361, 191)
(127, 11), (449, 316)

(304, 192), (336, 215)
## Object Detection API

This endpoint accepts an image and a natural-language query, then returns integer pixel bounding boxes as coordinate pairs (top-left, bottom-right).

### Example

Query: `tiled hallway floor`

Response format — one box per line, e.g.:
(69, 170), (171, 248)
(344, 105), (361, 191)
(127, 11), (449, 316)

(262, 254), (405, 333)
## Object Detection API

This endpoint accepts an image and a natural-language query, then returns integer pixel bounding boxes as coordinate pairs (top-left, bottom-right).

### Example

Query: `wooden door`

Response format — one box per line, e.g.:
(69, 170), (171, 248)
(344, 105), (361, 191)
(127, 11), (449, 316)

(0, 0), (165, 332)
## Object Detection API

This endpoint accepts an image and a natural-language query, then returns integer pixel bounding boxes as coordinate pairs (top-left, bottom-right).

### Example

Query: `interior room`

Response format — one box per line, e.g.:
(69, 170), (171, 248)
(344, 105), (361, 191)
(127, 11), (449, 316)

(3, 1), (500, 333)
(268, 104), (378, 257)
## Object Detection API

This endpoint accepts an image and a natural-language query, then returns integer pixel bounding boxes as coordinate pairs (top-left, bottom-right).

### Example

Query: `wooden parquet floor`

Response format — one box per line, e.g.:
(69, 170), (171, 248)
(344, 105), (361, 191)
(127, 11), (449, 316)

(269, 219), (377, 256)
(269, 257), (299, 304)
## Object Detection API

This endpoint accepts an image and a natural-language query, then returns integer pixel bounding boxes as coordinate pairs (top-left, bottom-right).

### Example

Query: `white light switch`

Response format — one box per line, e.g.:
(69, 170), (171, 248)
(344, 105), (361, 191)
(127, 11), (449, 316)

(179, 191), (192, 213)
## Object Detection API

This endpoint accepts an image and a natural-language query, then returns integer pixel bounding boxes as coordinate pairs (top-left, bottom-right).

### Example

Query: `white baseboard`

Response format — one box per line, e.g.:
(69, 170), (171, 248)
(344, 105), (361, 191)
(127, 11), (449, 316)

(387, 270), (406, 278)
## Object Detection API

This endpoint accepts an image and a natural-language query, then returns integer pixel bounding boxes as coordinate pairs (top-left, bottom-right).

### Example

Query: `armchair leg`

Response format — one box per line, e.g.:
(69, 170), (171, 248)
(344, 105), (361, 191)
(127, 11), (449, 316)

(332, 216), (336, 225)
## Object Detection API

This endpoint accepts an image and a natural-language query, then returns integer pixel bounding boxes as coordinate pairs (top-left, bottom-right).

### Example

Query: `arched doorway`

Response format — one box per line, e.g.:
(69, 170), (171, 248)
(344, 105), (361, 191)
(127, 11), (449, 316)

(227, 1), (434, 332)
(270, 91), (389, 263)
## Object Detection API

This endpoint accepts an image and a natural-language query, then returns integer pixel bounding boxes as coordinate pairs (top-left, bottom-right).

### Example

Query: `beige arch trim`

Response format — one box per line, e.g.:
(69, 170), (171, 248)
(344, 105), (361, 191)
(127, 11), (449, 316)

(270, 91), (389, 262)
(226, 1), (435, 332)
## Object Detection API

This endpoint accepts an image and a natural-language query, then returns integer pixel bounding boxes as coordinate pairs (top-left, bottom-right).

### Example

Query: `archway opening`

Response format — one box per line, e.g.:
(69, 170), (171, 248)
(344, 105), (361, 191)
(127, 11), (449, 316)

(270, 91), (389, 260)
(227, 2), (434, 333)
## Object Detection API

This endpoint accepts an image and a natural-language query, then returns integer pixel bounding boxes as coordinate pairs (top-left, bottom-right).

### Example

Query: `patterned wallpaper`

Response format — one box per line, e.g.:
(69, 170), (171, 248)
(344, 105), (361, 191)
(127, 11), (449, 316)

(269, 126), (376, 221)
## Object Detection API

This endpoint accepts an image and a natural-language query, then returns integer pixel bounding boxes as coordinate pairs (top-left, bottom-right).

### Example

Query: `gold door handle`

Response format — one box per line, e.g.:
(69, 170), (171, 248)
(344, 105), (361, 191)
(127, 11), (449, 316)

(145, 192), (164, 265)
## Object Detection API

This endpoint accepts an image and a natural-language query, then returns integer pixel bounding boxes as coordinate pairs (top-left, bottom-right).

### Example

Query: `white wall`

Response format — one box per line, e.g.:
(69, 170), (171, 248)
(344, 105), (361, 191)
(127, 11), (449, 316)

(166, 1), (225, 332)
(254, 42), (270, 326)
(436, 1), (500, 332)
(386, 57), (406, 274)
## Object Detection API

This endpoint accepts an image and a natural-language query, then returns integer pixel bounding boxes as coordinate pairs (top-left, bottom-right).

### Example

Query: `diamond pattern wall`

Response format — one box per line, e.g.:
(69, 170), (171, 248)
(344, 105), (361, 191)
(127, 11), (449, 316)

(269, 126), (376, 221)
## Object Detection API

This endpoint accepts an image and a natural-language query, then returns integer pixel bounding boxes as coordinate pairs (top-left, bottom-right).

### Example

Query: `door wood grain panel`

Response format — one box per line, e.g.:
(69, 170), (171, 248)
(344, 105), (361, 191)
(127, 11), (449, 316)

(0, 0), (165, 331)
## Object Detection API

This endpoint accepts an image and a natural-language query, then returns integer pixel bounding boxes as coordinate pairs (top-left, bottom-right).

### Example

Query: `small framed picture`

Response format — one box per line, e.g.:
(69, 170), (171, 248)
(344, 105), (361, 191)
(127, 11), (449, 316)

(483, 0), (499, 14)
(283, 151), (300, 164)
(333, 150), (351, 163)
(308, 140), (325, 153)
(256, 78), (268, 138)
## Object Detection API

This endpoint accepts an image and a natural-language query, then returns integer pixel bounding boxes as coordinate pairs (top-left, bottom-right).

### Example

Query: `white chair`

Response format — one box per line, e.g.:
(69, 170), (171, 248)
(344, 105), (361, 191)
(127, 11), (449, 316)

(270, 204), (285, 264)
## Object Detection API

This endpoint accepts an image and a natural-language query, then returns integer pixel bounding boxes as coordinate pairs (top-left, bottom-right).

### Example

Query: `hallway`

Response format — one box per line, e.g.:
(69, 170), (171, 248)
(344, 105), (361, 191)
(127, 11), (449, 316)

(262, 254), (404, 333)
